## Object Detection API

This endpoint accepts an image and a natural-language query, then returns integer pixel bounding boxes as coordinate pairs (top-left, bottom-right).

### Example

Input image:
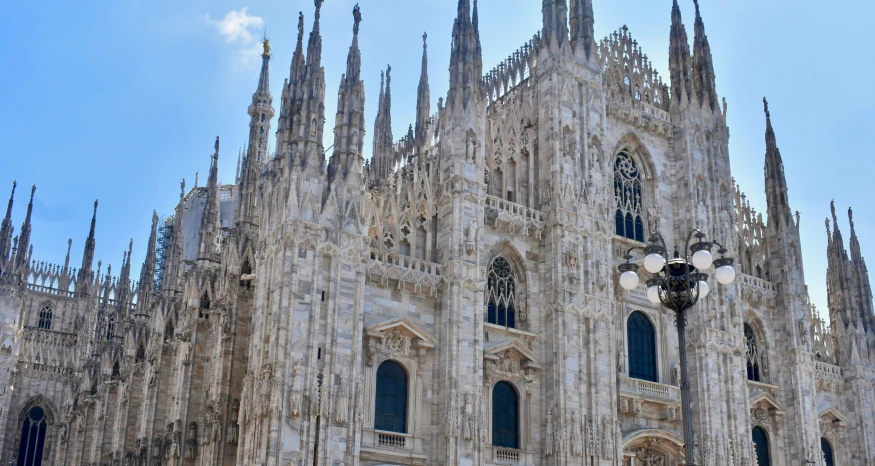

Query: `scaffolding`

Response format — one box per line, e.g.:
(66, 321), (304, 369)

(154, 215), (175, 291)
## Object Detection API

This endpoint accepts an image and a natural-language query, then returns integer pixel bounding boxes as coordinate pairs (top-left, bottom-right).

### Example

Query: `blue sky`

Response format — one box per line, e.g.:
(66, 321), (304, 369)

(1, 0), (872, 318)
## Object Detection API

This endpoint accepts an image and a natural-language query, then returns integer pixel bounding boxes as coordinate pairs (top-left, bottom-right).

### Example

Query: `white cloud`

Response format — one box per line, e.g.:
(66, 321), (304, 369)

(205, 8), (265, 69)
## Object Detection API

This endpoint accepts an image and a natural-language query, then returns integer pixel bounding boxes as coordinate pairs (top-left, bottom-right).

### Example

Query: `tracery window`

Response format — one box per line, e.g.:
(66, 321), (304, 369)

(374, 360), (407, 433)
(821, 438), (834, 466)
(105, 316), (115, 341)
(37, 304), (52, 330)
(16, 406), (48, 466)
(614, 151), (645, 242)
(486, 257), (516, 328)
(745, 324), (762, 382)
(627, 311), (657, 382)
(752, 426), (771, 466)
(492, 381), (519, 449)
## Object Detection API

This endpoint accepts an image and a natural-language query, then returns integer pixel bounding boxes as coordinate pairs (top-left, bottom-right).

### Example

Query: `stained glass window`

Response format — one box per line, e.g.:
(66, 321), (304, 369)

(374, 360), (407, 433)
(752, 426), (771, 466)
(745, 324), (762, 382)
(492, 381), (519, 449)
(17, 406), (47, 466)
(37, 304), (52, 330)
(487, 257), (516, 328)
(628, 311), (657, 382)
(614, 151), (645, 242)
(821, 437), (834, 466)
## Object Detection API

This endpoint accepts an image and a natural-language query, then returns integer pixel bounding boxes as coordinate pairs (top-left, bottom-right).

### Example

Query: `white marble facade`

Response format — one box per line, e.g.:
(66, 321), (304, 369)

(0, 0), (872, 465)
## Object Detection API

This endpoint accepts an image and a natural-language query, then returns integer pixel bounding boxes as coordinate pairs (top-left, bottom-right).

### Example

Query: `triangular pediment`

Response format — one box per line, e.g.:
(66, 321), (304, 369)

(484, 339), (544, 366)
(818, 404), (849, 427)
(750, 391), (786, 416)
(365, 317), (436, 347)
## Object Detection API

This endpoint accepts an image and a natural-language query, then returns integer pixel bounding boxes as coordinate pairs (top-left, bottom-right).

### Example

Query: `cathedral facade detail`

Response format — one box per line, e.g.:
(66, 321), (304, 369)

(0, 0), (872, 464)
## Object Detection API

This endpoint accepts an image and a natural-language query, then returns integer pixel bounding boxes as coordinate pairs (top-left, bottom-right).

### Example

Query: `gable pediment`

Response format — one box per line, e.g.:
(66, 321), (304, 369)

(483, 339), (543, 368)
(750, 391), (786, 416)
(818, 404), (849, 427)
(365, 317), (436, 349)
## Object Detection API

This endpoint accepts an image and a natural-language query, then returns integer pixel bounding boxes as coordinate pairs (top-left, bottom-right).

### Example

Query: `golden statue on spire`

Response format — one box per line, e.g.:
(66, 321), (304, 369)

(262, 37), (271, 56)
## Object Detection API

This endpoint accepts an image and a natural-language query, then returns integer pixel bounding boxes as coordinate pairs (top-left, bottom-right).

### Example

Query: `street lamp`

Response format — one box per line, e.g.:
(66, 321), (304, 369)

(617, 229), (736, 465)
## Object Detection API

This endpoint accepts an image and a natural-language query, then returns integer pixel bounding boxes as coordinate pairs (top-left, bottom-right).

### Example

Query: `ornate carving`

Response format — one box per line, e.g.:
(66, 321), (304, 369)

(463, 393), (474, 440)
(335, 370), (349, 424)
(545, 410), (554, 456)
(571, 410), (583, 456)
(289, 360), (303, 417)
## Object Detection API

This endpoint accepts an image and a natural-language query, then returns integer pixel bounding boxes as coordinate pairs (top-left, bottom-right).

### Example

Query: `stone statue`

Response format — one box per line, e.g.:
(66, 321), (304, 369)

(227, 399), (240, 444)
(673, 361), (682, 387)
(185, 422), (197, 460)
(463, 393), (474, 440)
(289, 360), (303, 417)
(336, 371), (349, 424)
(545, 410), (554, 456)
(571, 410), (583, 456)
(617, 341), (626, 373)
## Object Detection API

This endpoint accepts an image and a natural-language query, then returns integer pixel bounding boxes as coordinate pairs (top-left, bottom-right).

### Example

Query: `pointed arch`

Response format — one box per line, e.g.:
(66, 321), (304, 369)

(744, 311), (770, 383)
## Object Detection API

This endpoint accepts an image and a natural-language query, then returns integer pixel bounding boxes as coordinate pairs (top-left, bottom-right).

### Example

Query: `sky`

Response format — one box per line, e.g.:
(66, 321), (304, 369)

(0, 0), (873, 320)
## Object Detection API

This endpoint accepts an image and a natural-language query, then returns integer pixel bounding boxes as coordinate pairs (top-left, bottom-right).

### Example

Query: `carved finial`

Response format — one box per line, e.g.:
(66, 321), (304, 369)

(314, 0), (323, 15)
(849, 206), (855, 231)
(763, 97), (770, 118)
(180, 179), (186, 199)
(352, 4), (361, 35)
(93, 199), (99, 215)
(830, 199), (837, 223)
(214, 136), (220, 158)
(423, 31), (428, 48)
(298, 12), (305, 37)
(825, 218), (831, 236)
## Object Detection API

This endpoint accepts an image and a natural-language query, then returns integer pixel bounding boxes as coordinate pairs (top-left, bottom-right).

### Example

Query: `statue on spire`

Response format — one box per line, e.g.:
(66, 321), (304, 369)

(353, 4), (362, 35)
(262, 37), (271, 57)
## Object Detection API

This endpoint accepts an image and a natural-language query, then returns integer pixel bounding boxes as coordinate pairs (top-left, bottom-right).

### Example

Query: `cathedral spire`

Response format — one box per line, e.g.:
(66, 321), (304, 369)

(569, 0), (595, 59)
(306, 0), (324, 71)
(414, 32), (431, 155)
(668, 0), (693, 109)
(691, 0), (718, 112)
(237, 38), (274, 231)
(372, 66), (394, 184)
(327, 4), (366, 188)
(762, 98), (793, 231)
(0, 181), (16, 265)
(75, 200), (98, 296)
(542, 0), (570, 50)
(15, 185), (36, 270)
(198, 138), (222, 263)
(137, 211), (159, 311)
(447, 0), (482, 111)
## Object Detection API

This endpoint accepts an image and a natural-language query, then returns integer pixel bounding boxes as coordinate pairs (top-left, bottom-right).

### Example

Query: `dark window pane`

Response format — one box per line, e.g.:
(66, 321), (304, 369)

(821, 438), (834, 466)
(628, 311), (657, 382)
(374, 360), (408, 433)
(492, 382), (519, 449)
(752, 426), (770, 466)
(18, 406), (47, 466)
(745, 324), (762, 382)
(486, 257), (517, 329)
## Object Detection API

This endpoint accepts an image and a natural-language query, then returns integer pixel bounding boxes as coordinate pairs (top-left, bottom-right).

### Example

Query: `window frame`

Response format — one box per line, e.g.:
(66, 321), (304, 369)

(373, 360), (409, 434)
(613, 150), (646, 242)
(626, 310), (659, 383)
(486, 256), (519, 329)
(491, 381), (520, 449)
(37, 303), (52, 330)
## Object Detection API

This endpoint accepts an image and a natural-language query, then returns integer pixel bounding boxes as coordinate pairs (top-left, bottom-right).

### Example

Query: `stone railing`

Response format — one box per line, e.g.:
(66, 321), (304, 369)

(375, 431), (410, 450)
(605, 93), (671, 137)
(485, 195), (545, 238)
(494, 447), (521, 463)
(814, 361), (843, 394)
(369, 249), (442, 277)
(738, 273), (776, 307)
(619, 376), (680, 402)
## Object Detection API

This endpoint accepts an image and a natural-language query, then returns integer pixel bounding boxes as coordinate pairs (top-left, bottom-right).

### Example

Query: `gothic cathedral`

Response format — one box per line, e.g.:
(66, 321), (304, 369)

(0, 0), (871, 465)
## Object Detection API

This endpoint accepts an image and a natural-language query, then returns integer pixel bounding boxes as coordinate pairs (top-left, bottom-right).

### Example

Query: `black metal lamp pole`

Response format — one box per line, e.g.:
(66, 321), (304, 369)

(618, 229), (736, 465)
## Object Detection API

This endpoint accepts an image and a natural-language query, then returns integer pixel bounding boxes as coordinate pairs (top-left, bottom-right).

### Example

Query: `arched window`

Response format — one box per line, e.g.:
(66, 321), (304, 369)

(165, 321), (174, 341)
(821, 437), (834, 466)
(745, 324), (762, 382)
(374, 360), (407, 433)
(199, 292), (210, 319)
(38, 304), (52, 330)
(492, 381), (519, 449)
(111, 361), (120, 380)
(105, 316), (115, 341)
(627, 311), (657, 382)
(486, 257), (517, 328)
(752, 426), (771, 466)
(614, 151), (645, 242)
(17, 406), (48, 466)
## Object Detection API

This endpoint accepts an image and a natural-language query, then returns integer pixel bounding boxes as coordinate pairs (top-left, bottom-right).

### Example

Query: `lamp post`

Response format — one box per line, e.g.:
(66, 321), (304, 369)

(617, 229), (736, 465)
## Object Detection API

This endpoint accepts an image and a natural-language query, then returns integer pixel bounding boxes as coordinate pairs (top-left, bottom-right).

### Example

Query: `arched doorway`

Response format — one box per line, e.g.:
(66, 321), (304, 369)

(821, 437), (835, 466)
(17, 405), (49, 466)
(752, 426), (771, 466)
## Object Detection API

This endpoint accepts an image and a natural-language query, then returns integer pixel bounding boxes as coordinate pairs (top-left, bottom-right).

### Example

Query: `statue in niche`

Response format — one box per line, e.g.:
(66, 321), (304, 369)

(289, 360), (303, 417)
(673, 361), (682, 387)
(463, 393), (474, 440)
(227, 400), (240, 444)
(617, 341), (626, 373)
(589, 143), (602, 172)
(335, 370), (349, 424)
(465, 221), (478, 255)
